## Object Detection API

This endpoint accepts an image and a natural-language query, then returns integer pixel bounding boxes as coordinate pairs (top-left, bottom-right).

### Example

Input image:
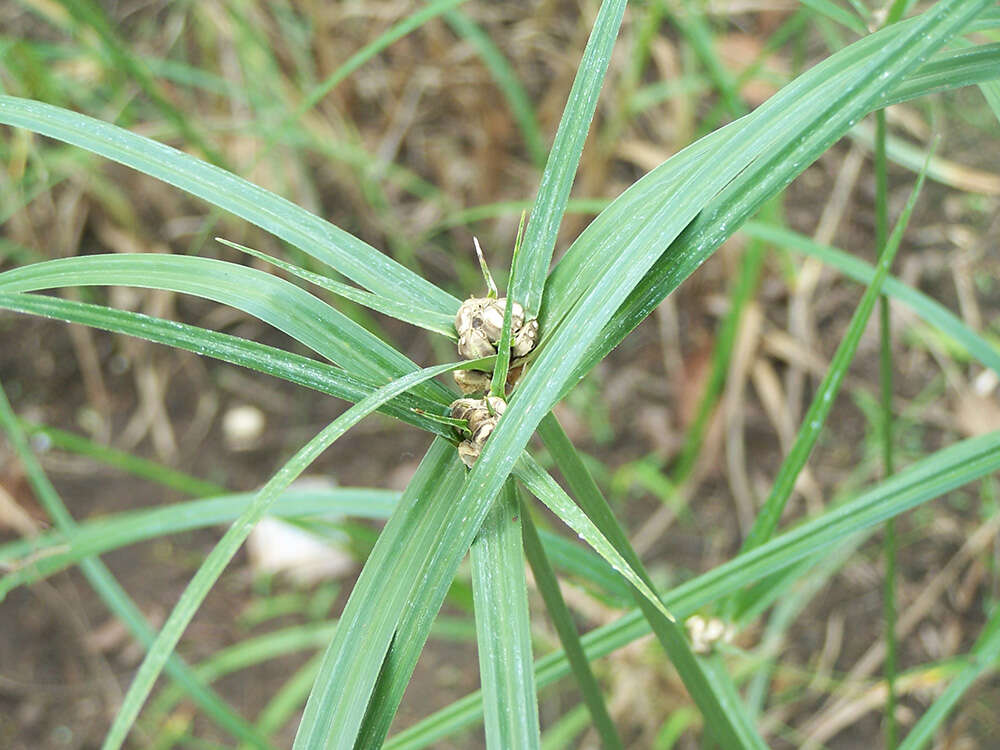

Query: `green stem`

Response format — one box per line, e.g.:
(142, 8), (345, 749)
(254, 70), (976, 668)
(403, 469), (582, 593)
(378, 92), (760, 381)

(520, 496), (623, 749)
(876, 101), (899, 750)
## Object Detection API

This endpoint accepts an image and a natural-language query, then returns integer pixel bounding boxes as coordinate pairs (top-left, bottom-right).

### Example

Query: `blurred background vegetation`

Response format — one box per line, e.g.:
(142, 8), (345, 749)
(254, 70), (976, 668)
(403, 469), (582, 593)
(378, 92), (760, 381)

(1, 1), (998, 748)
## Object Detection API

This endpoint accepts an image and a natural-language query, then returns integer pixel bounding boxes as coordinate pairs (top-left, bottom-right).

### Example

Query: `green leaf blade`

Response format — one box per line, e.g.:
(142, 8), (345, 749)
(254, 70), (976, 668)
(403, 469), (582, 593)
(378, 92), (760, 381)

(510, 0), (628, 316)
(0, 95), (458, 313)
(98, 358), (480, 750)
(471, 482), (540, 750)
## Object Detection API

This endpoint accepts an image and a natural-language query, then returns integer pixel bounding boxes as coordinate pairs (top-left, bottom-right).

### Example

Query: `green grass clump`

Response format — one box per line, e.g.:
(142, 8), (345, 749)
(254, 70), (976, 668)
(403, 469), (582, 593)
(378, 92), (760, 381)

(2, 1), (1000, 748)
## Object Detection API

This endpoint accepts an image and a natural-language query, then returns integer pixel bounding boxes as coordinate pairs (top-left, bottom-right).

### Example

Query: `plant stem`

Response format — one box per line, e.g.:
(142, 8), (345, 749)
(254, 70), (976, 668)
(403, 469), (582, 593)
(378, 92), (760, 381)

(876, 101), (899, 750)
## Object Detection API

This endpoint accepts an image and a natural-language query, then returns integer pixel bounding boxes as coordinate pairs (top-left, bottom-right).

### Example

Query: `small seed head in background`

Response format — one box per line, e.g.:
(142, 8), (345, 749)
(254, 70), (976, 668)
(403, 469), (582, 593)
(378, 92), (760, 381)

(685, 615), (735, 655)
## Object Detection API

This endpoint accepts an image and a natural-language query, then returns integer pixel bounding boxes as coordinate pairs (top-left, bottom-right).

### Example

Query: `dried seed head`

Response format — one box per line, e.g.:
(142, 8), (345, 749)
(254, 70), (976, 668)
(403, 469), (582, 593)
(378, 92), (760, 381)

(456, 440), (481, 468)
(511, 318), (539, 359)
(450, 396), (506, 467)
(454, 297), (488, 337)
(454, 296), (538, 363)
(685, 615), (735, 655)
(478, 298), (526, 342)
(457, 328), (496, 360)
(453, 368), (492, 395)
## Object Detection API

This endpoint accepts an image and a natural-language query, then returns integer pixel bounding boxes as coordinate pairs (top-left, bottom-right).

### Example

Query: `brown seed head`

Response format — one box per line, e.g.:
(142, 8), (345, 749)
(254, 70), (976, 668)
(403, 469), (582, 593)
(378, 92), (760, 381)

(454, 296), (537, 360)
(453, 368), (492, 395)
(457, 328), (496, 360)
(450, 395), (506, 467)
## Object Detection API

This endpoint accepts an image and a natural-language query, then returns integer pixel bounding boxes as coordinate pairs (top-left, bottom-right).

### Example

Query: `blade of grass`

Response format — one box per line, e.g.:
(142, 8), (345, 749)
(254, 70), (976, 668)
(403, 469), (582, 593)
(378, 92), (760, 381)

(318, 446), (658, 750)
(190, 0), (465, 270)
(490, 214), (526, 396)
(292, 440), (468, 749)
(385, 429), (1000, 747)
(423, 198), (608, 239)
(0, 453), (628, 609)
(291, 0), (468, 125)
(884, 42), (1000, 107)
(0, 486), (396, 594)
(98, 357), (487, 750)
(471, 481), (540, 749)
(742, 540), (866, 716)
(535, 414), (767, 749)
(540, 704), (591, 750)
(0, 95), (458, 312)
(306, 439), (677, 749)
(548, 5), (994, 383)
(737, 223), (1000, 376)
(421, 41), (1000, 260)
(348, 481), (632, 749)
(146, 621), (339, 727)
(20, 419), (225, 497)
(946, 37), (1000, 125)
(798, 0), (869, 34)
(896, 604), (1000, 750)
(670, 202), (773, 488)
(515, 453), (675, 624)
(251, 652), (323, 747)
(535, 527), (633, 606)
(216, 238), (456, 338)
(0, 380), (275, 750)
(0, 254), (453, 405)
(873, 25), (900, 743)
(849, 118), (1000, 194)
(508, 0), (627, 316)
(0, 292), (453, 436)
(58, 0), (227, 166)
(668, 0), (747, 118)
(739, 148), (932, 556)
(521, 497), (623, 749)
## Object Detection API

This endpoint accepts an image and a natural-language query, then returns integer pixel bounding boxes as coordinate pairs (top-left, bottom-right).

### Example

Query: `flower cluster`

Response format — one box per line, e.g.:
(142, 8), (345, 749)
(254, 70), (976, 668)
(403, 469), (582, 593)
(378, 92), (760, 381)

(449, 396), (507, 467)
(684, 615), (735, 655)
(452, 296), (539, 394)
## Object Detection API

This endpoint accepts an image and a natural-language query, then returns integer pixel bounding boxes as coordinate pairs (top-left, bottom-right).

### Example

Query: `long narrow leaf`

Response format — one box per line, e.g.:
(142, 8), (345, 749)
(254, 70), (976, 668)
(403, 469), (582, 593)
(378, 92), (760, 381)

(216, 239), (456, 338)
(740, 149), (930, 554)
(471, 481), (540, 749)
(550, 6), (993, 385)
(439, 8), (546, 167)
(0, 382), (274, 749)
(293, 440), (468, 749)
(0, 95), (458, 313)
(536, 414), (767, 749)
(515, 454), (675, 623)
(738, 223), (1000, 376)
(0, 292), (452, 435)
(521, 499), (623, 749)
(0, 487), (396, 594)
(897, 605), (1000, 750)
(510, 0), (627, 316)
(99, 357), (486, 750)
(0, 256), (455, 410)
(386, 429), (1000, 747)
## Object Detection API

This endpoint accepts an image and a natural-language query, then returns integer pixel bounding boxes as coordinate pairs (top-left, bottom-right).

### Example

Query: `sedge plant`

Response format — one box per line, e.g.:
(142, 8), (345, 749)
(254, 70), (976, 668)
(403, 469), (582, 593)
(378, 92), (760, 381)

(1, 1), (1000, 748)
